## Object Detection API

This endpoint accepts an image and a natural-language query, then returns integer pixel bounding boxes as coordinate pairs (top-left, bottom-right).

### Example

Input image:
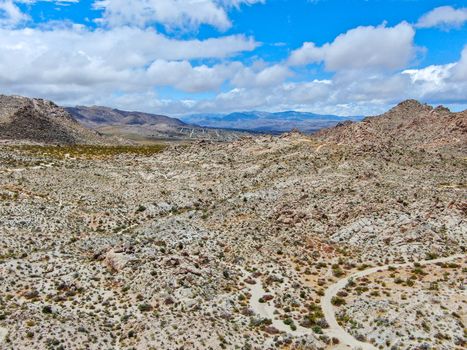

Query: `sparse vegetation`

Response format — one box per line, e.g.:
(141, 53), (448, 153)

(1, 100), (465, 350)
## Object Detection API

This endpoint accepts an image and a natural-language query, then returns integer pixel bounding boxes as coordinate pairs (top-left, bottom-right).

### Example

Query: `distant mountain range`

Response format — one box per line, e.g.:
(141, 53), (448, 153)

(67, 106), (362, 142)
(2, 94), (464, 152)
(66, 106), (186, 129)
(181, 111), (362, 133)
(0, 94), (365, 145)
(0, 96), (253, 145)
(65, 106), (255, 142)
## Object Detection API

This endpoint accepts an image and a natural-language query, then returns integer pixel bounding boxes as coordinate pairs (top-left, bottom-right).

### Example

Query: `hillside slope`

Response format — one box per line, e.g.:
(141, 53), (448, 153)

(66, 106), (187, 129)
(317, 99), (467, 153)
(66, 105), (256, 142)
(0, 95), (111, 145)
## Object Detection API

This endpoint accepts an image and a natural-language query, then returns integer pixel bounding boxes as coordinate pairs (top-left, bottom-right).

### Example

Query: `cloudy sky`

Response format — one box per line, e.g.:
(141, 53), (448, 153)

(0, 0), (466, 116)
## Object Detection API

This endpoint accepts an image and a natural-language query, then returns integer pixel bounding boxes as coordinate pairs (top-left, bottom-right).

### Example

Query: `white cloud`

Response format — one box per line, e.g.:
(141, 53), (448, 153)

(288, 42), (322, 67)
(403, 64), (455, 85)
(0, 24), (293, 103)
(451, 45), (467, 81)
(147, 60), (244, 92)
(231, 63), (292, 87)
(403, 45), (467, 83)
(399, 45), (467, 104)
(416, 6), (467, 29)
(0, 25), (260, 97)
(0, 25), (257, 67)
(289, 22), (416, 71)
(0, 28), (467, 115)
(219, 0), (265, 8)
(93, 0), (265, 30)
(130, 51), (467, 116)
(0, 0), (29, 27)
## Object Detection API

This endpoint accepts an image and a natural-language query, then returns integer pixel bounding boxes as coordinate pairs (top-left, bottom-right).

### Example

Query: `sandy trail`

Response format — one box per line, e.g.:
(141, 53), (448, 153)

(321, 254), (466, 350)
(241, 268), (311, 336)
(242, 253), (465, 349)
(0, 327), (7, 344)
(1, 163), (55, 173)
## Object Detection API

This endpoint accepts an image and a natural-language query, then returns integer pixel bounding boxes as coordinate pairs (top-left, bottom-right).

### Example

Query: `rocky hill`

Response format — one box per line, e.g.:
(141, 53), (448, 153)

(0, 95), (112, 145)
(317, 99), (467, 154)
(66, 106), (187, 129)
(66, 106), (255, 142)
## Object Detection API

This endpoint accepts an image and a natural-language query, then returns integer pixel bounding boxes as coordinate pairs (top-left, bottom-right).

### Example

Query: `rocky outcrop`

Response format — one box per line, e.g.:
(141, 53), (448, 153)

(317, 99), (467, 154)
(0, 95), (113, 145)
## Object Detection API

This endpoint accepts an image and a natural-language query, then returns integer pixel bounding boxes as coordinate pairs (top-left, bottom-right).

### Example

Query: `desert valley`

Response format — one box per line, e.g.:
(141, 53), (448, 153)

(0, 94), (465, 350)
(1, 2), (467, 349)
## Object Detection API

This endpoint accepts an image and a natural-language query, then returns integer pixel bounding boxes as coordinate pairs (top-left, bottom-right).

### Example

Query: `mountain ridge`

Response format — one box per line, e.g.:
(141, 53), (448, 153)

(0, 95), (114, 145)
(181, 110), (361, 133)
(65, 105), (256, 142)
(66, 106), (187, 128)
(317, 99), (467, 154)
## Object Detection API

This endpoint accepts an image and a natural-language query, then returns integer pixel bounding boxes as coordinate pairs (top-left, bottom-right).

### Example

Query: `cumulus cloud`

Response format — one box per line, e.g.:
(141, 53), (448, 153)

(0, 1), (285, 103)
(1, 22), (465, 115)
(403, 46), (467, 83)
(400, 45), (467, 104)
(93, 0), (265, 30)
(219, 0), (265, 8)
(288, 22), (416, 71)
(451, 45), (467, 81)
(416, 6), (467, 29)
(0, 25), (291, 103)
(130, 49), (467, 116)
(187, 61), (466, 115)
(0, 25), (260, 98)
(0, 0), (29, 27)
(231, 64), (292, 88)
(403, 64), (455, 86)
(147, 60), (244, 92)
(0, 25), (256, 69)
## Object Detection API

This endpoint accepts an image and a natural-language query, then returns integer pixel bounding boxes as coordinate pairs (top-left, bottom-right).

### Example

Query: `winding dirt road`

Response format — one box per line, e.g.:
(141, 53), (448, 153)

(1, 256), (463, 348)
(242, 253), (465, 349)
(0, 326), (7, 345)
(321, 254), (466, 350)
(241, 267), (312, 336)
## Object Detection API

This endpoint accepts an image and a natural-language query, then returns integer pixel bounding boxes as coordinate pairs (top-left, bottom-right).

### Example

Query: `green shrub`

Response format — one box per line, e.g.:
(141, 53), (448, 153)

(42, 306), (53, 314)
(331, 296), (346, 306)
(138, 303), (152, 312)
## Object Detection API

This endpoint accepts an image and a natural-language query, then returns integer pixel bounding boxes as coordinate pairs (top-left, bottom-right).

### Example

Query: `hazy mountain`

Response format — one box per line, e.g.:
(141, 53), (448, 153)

(66, 105), (256, 142)
(181, 111), (362, 133)
(66, 106), (187, 129)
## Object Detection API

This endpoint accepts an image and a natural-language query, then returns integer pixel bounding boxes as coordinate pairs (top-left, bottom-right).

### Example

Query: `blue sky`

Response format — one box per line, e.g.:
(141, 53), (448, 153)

(1, 0), (466, 116)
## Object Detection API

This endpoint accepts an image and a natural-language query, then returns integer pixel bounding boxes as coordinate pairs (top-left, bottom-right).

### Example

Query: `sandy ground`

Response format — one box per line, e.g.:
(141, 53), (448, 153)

(321, 254), (466, 350)
(242, 254), (466, 350)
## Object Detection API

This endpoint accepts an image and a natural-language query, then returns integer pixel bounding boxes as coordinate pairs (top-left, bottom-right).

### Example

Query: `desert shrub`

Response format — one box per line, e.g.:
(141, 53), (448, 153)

(138, 303), (152, 312)
(42, 306), (53, 314)
(331, 296), (346, 306)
